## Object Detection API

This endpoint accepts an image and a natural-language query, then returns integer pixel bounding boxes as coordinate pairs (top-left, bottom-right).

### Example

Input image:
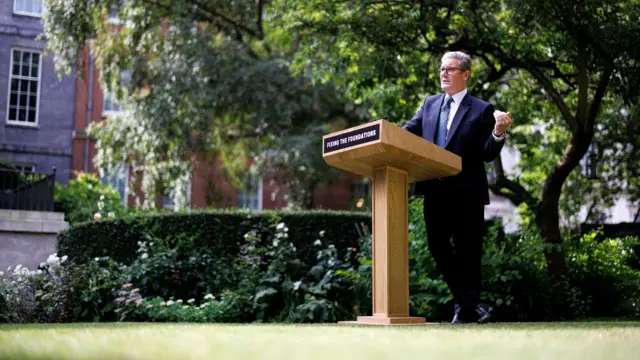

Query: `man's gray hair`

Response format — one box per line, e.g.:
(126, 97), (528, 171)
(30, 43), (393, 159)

(441, 51), (472, 71)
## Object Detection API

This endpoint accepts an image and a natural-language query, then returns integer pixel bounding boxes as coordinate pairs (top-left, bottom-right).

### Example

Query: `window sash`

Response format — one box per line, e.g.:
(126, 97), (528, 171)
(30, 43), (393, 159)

(237, 176), (262, 210)
(6, 49), (41, 125)
(14, 0), (43, 16)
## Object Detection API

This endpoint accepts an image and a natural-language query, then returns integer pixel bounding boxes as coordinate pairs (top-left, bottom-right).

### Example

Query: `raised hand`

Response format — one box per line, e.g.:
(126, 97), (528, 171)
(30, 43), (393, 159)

(493, 110), (512, 136)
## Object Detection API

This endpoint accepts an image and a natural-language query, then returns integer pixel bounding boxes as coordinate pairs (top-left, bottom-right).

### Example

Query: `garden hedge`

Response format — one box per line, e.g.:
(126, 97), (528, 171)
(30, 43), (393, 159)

(57, 210), (371, 266)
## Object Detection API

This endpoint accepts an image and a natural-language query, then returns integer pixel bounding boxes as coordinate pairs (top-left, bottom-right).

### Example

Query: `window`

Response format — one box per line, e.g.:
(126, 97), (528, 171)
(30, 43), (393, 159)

(237, 174), (262, 210)
(13, 163), (34, 173)
(6, 49), (41, 126)
(108, 0), (125, 24)
(100, 166), (129, 206)
(351, 177), (370, 209)
(103, 91), (123, 116)
(351, 178), (370, 200)
(14, 0), (43, 17)
(102, 70), (130, 117)
(163, 179), (192, 210)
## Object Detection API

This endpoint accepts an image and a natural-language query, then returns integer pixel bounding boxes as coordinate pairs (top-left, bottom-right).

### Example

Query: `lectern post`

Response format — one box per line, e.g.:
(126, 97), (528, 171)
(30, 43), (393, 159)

(322, 119), (461, 325)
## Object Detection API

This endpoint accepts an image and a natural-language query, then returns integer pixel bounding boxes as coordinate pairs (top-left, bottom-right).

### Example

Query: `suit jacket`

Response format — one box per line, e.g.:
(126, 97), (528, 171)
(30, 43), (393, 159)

(402, 92), (504, 205)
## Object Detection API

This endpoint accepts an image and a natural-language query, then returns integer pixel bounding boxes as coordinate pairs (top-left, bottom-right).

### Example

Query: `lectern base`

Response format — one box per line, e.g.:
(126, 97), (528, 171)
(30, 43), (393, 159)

(338, 316), (430, 325)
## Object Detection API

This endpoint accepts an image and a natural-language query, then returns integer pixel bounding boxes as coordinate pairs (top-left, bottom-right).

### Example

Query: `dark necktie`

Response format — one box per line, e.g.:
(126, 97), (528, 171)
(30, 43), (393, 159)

(435, 96), (453, 147)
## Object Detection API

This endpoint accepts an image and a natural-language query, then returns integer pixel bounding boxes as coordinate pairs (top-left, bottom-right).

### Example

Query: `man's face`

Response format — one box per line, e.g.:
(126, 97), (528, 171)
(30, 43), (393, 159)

(440, 58), (469, 95)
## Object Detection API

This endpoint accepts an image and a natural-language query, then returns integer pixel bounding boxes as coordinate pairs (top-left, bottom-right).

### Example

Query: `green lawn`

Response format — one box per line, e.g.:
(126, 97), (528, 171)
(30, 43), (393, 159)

(1, 321), (639, 359)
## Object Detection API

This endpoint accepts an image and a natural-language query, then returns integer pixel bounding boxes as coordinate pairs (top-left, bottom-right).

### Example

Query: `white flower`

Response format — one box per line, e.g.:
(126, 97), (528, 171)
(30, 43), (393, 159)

(276, 222), (285, 230)
(204, 294), (215, 300)
(319, 230), (325, 237)
(94, 212), (102, 220)
(140, 253), (149, 260)
(107, 212), (115, 218)
(187, 299), (195, 304)
(314, 239), (322, 246)
(61, 255), (68, 263)
(166, 300), (174, 306)
(273, 240), (279, 247)
(95, 258), (100, 262)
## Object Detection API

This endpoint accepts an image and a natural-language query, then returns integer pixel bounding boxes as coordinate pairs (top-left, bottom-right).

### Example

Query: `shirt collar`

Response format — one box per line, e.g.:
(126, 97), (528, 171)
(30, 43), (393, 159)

(445, 88), (467, 104)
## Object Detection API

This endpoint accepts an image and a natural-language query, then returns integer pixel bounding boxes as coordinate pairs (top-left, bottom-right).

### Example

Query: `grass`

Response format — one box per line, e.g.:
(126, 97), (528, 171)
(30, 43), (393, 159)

(1, 321), (640, 359)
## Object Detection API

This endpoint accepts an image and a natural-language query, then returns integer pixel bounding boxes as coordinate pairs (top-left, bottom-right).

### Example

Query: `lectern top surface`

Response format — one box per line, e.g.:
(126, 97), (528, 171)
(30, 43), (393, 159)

(322, 119), (461, 182)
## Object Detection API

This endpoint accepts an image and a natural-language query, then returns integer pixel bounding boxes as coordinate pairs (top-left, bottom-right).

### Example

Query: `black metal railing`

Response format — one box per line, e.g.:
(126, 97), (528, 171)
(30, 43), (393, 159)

(0, 167), (56, 212)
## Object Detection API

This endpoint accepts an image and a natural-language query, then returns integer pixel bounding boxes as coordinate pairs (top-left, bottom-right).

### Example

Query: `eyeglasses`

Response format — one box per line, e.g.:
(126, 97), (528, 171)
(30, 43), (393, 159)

(439, 67), (463, 75)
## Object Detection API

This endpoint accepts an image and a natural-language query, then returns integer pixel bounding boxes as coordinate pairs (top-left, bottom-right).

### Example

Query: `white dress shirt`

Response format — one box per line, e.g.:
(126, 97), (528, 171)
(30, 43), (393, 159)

(444, 88), (505, 141)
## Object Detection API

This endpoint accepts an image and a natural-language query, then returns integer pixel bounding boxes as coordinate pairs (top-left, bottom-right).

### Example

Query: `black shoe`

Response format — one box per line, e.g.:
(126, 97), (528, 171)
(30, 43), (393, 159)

(451, 303), (474, 324)
(475, 303), (493, 323)
(451, 303), (463, 324)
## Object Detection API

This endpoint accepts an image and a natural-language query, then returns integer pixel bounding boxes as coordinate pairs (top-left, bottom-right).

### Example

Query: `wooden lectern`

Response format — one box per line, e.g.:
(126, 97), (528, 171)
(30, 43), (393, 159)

(322, 119), (461, 325)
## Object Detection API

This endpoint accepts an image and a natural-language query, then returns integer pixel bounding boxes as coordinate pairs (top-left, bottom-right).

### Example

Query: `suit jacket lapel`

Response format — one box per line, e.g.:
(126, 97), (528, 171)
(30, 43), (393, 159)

(444, 94), (471, 148)
(425, 94), (444, 143)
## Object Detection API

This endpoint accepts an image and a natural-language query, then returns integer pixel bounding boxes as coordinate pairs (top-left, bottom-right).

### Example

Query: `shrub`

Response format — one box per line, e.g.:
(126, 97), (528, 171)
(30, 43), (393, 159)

(2, 200), (637, 324)
(57, 209), (370, 267)
(54, 172), (127, 225)
(99, 216), (367, 324)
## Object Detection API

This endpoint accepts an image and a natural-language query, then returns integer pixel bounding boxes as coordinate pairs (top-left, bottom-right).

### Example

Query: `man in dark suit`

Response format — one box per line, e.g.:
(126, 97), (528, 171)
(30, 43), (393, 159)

(402, 51), (512, 324)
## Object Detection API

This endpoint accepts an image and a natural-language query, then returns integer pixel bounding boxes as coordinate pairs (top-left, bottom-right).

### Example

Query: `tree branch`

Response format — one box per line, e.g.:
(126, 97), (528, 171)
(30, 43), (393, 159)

(586, 65), (613, 130)
(526, 66), (579, 133)
(191, 0), (260, 39)
(576, 39), (589, 127)
(489, 153), (539, 210)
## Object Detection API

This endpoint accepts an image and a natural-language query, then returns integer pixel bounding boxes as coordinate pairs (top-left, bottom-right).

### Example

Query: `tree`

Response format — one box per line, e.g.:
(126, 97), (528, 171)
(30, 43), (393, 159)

(42, 0), (367, 210)
(273, 0), (640, 275)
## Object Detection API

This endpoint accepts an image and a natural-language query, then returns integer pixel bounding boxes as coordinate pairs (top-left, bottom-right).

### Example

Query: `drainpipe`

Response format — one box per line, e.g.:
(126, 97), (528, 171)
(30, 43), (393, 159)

(84, 53), (94, 173)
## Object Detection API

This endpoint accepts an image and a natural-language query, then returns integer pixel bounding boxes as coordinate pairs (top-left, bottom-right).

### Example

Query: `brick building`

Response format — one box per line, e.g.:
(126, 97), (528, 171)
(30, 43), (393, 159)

(71, 46), (362, 211)
(0, 0), (76, 182)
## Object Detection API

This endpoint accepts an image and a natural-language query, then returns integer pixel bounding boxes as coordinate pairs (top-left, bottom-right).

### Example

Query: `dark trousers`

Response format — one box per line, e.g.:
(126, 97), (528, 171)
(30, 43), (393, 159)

(423, 197), (485, 315)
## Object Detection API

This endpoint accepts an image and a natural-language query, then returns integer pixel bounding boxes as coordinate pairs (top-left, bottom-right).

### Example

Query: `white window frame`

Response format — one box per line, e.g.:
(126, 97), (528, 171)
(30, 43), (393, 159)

(6, 48), (42, 127)
(102, 69), (130, 117)
(102, 90), (124, 117)
(237, 175), (263, 210)
(13, 0), (44, 18)
(100, 165), (129, 207)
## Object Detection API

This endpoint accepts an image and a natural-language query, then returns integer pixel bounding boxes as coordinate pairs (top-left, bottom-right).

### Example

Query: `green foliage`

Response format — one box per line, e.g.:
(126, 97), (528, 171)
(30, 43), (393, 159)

(42, 0), (368, 210)
(54, 172), (127, 225)
(566, 232), (640, 318)
(57, 209), (370, 266)
(273, 0), (640, 266)
(3, 204), (640, 324)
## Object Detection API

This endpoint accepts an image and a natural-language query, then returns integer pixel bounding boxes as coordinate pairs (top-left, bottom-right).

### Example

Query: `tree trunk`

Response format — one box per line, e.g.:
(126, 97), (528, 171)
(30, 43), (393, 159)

(536, 131), (592, 276)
